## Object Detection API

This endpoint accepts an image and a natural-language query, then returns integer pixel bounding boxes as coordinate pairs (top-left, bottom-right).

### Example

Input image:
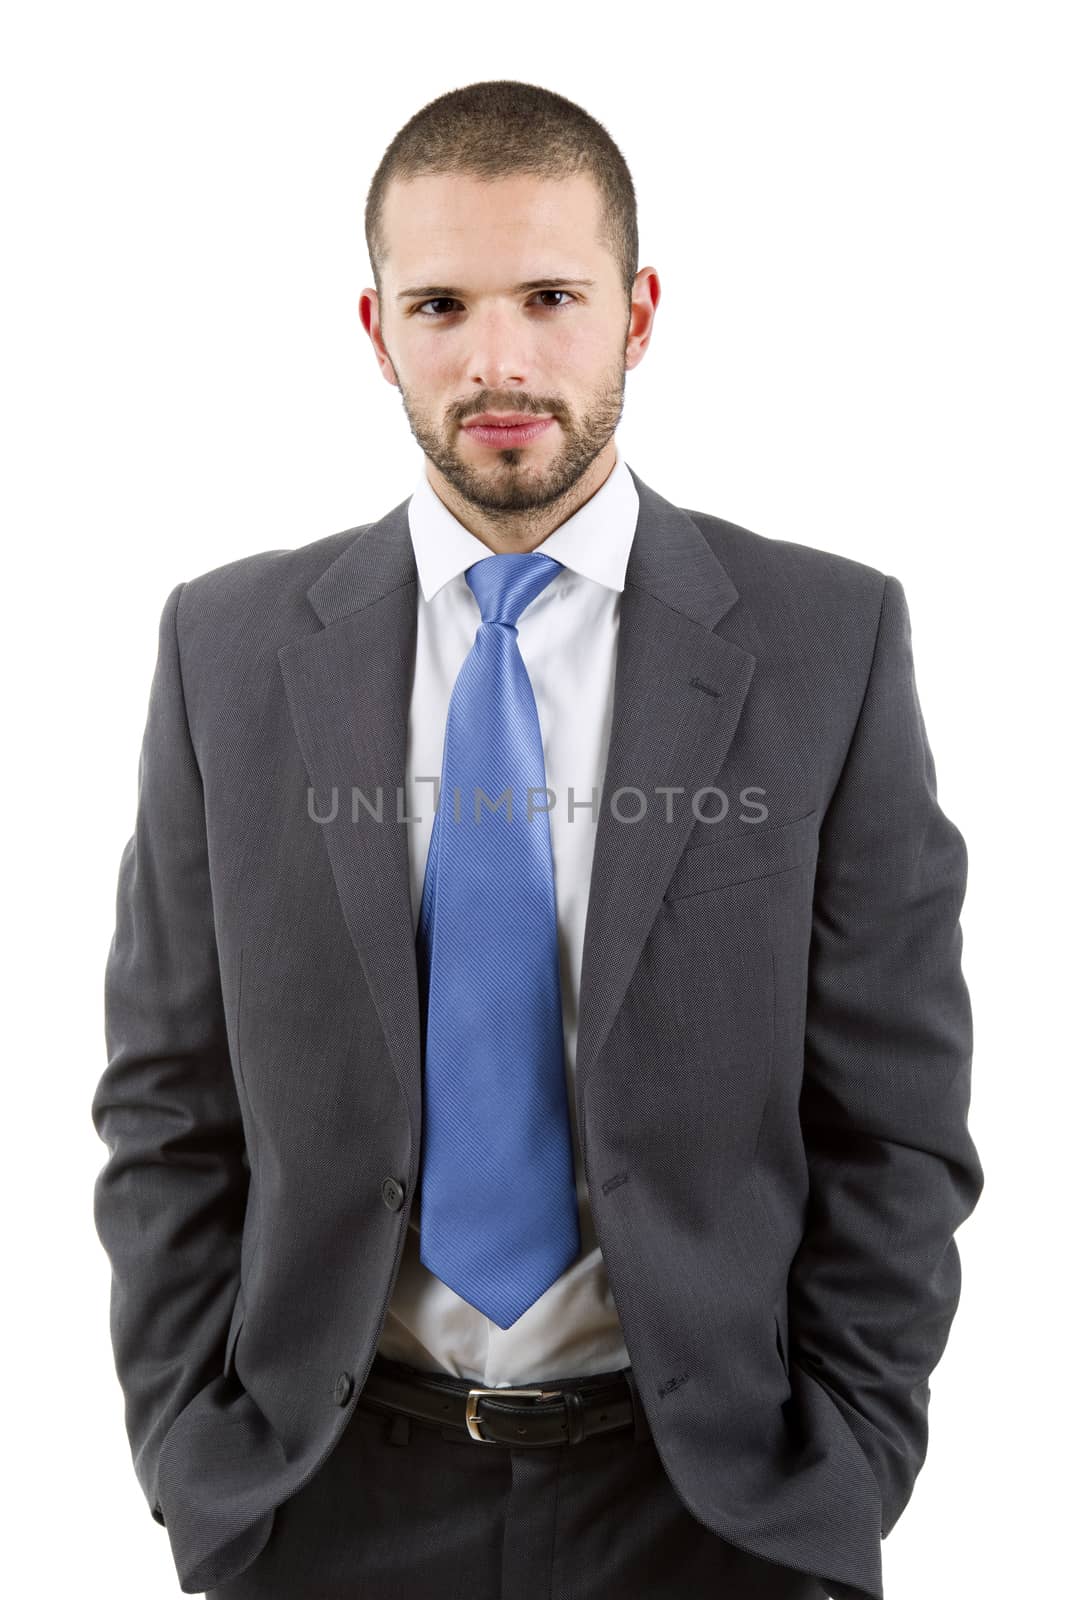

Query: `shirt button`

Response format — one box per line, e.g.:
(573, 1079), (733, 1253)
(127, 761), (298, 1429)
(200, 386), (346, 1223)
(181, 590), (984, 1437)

(334, 1371), (355, 1406)
(381, 1177), (406, 1211)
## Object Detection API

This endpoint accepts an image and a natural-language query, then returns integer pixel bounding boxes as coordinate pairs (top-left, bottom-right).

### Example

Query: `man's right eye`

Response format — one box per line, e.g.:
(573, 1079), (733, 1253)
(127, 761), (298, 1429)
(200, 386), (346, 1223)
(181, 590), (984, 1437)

(412, 298), (460, 318)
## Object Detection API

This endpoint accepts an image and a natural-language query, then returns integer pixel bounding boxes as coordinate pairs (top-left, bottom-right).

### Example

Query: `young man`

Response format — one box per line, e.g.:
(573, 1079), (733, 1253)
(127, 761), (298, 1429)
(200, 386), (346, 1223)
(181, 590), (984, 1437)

(92, 79), (983, 1600)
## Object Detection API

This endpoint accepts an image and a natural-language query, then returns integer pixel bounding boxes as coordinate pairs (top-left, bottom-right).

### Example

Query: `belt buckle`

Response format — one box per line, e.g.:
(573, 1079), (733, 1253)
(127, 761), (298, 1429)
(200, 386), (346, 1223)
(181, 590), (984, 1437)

(464, 1385), (563, 1444)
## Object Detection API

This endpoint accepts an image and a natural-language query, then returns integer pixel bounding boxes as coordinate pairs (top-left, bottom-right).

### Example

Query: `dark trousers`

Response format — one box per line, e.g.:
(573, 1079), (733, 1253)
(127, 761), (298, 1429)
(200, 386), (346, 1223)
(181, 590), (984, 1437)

(206, 1377), (827, 1599)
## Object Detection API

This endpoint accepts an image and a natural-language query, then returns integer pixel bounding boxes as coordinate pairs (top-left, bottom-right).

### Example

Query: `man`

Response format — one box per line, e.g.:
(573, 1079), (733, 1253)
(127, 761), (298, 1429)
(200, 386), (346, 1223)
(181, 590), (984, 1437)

(92, 79), (983, 1600)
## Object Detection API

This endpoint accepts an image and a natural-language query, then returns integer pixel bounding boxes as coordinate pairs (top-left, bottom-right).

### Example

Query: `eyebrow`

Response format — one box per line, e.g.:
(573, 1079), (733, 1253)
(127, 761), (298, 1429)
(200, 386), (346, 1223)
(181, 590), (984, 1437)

(396, 277), (596, 302)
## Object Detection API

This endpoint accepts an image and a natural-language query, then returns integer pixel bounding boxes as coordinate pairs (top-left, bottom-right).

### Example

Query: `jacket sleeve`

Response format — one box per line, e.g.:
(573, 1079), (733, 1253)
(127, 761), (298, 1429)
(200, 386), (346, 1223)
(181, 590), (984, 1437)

(92, 580), (248, 1526)
(788, 573), (984, 1536)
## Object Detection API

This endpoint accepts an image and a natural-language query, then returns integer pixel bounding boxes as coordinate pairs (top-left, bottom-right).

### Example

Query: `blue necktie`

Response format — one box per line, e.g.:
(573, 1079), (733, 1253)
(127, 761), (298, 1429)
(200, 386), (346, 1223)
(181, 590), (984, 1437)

(416, 551), (581, 1330)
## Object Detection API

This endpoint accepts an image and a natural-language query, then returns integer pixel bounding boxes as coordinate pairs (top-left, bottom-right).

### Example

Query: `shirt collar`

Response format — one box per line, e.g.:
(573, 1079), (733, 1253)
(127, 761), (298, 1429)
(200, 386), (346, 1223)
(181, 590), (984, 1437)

(408, 449), (640, 604)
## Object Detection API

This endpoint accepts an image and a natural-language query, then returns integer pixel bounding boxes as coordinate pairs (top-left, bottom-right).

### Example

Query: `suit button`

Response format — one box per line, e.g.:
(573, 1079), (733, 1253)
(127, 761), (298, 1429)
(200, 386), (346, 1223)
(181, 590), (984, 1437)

(381, 1177), (405, 1211)
(334, 1371), (354, 1406)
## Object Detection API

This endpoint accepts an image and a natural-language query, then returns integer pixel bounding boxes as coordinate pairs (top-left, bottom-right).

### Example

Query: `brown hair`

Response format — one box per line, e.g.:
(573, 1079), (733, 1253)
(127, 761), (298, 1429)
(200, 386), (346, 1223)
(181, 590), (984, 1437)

(364, 80), (638, 304)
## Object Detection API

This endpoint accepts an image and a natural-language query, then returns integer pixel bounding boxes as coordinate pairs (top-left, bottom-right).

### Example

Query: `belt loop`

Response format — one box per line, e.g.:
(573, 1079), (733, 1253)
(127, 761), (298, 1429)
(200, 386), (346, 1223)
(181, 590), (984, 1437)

(623, 1369), (650, 1443)
(387, 1411), (411, 1446)
(563, 1388), (585, 1445)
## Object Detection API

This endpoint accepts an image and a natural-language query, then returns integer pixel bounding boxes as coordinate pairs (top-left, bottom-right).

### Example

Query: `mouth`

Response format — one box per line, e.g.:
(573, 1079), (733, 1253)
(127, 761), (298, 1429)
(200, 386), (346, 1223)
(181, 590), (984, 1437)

(461, 415), (557, 450)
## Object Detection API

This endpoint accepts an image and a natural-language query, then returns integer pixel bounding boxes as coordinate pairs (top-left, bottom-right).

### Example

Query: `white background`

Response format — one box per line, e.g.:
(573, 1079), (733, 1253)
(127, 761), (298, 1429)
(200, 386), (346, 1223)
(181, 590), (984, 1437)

(3, 2), (1062, 1595)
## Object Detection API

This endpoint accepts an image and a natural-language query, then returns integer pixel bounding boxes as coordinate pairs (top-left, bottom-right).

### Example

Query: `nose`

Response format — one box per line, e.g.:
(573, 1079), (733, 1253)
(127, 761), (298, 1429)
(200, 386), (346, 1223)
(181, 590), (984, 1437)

(464, 305), (534, 393)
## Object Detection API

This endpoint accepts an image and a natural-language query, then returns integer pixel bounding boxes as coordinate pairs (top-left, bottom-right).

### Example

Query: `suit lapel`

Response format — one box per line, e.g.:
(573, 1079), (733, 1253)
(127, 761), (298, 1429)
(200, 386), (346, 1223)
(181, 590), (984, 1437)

(277, 500), (425, 1139)
(277, 468), (755, 1142)
(573, 473), (754, 1095)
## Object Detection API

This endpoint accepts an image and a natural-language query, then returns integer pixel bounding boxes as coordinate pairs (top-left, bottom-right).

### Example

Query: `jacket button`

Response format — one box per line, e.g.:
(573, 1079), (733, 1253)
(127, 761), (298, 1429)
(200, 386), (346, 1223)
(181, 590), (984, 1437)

(381, 1177), (405, 1211)
(334, 1371), (354, 1406)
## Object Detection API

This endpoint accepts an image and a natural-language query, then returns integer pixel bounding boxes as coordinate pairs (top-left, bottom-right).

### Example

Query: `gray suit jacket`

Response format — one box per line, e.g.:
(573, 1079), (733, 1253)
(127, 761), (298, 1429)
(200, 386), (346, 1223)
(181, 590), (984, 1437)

(92, 469), (983, 1599)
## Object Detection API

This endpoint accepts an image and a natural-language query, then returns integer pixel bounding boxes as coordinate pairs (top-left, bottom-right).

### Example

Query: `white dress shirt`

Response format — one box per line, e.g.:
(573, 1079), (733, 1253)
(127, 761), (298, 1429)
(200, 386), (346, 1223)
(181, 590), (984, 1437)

(374, 449), (640, 1386)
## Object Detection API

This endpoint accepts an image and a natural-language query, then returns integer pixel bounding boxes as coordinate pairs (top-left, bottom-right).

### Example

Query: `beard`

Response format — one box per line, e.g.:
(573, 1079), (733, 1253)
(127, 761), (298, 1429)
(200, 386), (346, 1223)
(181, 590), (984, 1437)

(391, 350), (628, 518)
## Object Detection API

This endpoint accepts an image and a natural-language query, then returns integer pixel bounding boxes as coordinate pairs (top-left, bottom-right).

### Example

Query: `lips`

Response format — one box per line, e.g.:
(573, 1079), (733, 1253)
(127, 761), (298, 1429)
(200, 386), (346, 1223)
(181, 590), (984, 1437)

(465, 412), (550, 426)
(462, 416), (556, 449)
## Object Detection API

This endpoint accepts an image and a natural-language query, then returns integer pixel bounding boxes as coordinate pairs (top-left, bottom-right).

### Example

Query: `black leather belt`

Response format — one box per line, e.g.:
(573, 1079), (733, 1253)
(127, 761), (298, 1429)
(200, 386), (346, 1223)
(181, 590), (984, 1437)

(358, 1353), (650, 1447)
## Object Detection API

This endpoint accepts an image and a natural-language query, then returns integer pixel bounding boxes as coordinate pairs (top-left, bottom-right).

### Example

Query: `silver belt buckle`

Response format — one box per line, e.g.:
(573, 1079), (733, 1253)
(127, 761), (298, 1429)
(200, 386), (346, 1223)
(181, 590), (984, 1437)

(465, 1385), (563, 1443)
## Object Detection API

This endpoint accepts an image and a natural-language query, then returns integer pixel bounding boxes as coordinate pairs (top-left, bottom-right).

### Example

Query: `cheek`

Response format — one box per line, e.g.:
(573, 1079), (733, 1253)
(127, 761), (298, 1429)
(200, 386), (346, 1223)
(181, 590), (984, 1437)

(389, 337), (453, 393)
(423, 346), (460, 386)
(551, 321), (611, 371)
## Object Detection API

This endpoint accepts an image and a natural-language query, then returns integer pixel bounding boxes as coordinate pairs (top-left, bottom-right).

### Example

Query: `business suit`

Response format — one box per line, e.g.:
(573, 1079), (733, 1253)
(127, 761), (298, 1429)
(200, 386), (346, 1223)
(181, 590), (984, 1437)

(92, 466), (983, 1599)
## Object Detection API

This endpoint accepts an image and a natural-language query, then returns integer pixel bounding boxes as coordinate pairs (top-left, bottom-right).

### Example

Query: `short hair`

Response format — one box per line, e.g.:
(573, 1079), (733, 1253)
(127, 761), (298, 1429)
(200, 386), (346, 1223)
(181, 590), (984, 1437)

(365, 79), (638, 304)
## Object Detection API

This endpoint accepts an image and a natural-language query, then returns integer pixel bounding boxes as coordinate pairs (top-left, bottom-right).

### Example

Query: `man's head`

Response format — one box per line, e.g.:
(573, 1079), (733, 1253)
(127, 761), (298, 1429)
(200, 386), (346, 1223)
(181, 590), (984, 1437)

(360, 80), (658, 529)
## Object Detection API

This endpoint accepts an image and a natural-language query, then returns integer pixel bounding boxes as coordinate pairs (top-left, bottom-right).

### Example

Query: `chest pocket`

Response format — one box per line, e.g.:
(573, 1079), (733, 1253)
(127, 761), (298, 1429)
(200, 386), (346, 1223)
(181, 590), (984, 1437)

(665, 808), (819, 900)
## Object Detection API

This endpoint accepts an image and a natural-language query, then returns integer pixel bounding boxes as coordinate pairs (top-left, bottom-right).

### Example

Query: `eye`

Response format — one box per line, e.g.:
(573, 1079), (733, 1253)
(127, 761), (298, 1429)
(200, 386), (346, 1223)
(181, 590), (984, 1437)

(533, 290), (574, 311)
(412, 290), (575, 319)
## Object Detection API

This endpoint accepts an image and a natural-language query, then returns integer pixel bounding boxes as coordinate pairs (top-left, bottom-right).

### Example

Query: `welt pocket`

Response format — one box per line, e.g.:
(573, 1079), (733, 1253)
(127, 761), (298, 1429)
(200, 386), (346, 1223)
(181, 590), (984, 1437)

(665, 809), (819, 900)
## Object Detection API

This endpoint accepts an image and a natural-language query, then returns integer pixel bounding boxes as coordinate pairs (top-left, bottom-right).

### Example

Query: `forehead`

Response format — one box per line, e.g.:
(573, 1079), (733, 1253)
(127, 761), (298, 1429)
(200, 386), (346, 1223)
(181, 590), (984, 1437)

(379, 170), (605, 278)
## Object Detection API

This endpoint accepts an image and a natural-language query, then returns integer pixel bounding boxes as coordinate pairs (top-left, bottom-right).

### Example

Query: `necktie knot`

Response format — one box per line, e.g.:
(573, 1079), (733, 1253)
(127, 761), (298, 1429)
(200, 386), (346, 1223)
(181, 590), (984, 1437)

(465, 551), (562, 628)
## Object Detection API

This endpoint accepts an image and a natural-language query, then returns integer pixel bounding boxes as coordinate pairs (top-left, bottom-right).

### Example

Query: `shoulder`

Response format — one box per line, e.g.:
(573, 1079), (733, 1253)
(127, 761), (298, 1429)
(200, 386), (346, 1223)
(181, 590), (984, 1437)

(176, 524), (368, 633)
(683, 506), (887, 603)
(161, 524), (373, 728)
(165, 523), (378, 685)
(682, 506), (892, 658)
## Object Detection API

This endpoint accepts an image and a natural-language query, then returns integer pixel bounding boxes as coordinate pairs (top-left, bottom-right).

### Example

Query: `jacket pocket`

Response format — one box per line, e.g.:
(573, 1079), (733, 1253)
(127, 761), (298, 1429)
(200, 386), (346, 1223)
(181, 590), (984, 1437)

(665, 809), (819, 900)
